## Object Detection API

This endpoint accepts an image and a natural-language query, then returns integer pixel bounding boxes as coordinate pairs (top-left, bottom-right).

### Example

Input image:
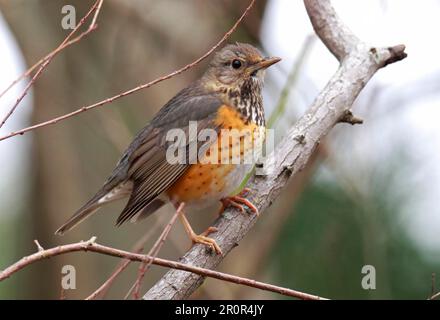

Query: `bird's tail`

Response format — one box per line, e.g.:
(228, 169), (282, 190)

(55, 181), (133, 235)
(55, 202), (102, 235)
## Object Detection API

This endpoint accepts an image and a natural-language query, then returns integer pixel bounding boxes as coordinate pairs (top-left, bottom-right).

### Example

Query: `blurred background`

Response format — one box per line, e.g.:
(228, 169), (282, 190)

(0, 0), (439, 299)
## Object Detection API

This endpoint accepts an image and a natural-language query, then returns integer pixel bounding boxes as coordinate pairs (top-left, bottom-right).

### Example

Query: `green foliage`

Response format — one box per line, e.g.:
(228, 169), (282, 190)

(273, 175), (439, 299)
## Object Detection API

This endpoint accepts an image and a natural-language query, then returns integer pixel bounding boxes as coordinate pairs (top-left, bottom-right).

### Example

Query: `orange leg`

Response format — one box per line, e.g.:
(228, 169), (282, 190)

(219, 188), (259, 216)
(178, 208), (222, 255)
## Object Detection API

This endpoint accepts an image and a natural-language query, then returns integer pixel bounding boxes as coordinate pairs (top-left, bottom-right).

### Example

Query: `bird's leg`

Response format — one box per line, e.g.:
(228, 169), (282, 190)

(178, 209), (222, 255)
(219, 188), (259, 216)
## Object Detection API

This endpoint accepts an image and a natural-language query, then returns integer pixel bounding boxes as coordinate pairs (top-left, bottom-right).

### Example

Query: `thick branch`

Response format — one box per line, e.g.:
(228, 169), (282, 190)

(0, 238), (325, 300)
(143, 0), (406, 300)
(303, 0), (359, 61)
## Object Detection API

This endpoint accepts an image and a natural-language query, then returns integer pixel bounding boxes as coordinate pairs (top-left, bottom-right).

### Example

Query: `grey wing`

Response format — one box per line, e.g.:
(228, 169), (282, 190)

(56, 82), (222, 234)
(115, 111), (221, 225)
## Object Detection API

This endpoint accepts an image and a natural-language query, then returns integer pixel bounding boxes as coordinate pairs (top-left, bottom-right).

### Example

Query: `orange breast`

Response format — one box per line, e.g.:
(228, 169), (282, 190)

(167, 105), (264, 205)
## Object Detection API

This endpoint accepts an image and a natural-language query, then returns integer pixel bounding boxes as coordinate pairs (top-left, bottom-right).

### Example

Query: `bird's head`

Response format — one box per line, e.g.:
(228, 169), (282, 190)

(203, 43), (281, 91)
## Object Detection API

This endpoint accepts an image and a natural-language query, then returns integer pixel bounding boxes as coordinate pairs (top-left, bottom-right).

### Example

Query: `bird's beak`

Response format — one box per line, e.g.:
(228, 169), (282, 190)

(249, 56), (281, 74)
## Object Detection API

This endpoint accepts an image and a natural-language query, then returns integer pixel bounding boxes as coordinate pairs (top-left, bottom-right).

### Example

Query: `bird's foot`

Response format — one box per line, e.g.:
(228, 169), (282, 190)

(201, 226), (218, 237)
(189, 231), (222, 255)
(219, 188), (259, 216)
(177, 207), (222, 255)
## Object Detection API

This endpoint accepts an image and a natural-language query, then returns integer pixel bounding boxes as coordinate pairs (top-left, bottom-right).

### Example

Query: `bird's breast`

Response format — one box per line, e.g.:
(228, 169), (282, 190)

(166, 105), (265, 208)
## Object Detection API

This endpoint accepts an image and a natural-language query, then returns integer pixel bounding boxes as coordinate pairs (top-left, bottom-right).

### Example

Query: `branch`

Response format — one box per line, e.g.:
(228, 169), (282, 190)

(125, 203), (182, 300)
(430, 292), (440, 300)
(0, 238), (326, 300)
(143, 0), (407, 300)
(339, 110), (364, 125)
(33, 240), (44, 252)
(85, 228), (156, 300)
(303, 0), (359, 61)
(0, 0), (256, 142)
(0, 0), (104, 128)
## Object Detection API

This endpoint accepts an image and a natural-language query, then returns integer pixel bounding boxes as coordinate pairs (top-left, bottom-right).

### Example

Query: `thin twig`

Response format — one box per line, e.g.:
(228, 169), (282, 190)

(125, 203), (183, 300)
(0, 238), (326, 300)
(85, 227), (156, 300)
(33, 240), (44, 252)
(89, 0), (104, 29)
(430, 291), (440, 300)
(0, 30), (91, 102)
(0, 0), (256, 142)
(0, 0), (104, 128)
(0, 19), (99, 102)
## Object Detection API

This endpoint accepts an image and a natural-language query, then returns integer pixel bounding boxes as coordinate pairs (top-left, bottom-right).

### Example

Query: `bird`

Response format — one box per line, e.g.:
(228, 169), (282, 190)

(55, 43), (280, 255)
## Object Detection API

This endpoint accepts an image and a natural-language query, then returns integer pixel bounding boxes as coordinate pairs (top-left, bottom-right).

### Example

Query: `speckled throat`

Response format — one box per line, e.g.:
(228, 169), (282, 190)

(219, 78), (265, 127)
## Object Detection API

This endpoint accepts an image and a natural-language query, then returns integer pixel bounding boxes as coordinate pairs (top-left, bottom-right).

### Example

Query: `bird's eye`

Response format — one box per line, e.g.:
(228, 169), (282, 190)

(231, 59), (242, 69)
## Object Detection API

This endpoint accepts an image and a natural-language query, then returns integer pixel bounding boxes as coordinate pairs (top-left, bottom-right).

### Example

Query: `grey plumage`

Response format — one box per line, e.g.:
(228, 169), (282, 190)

(55, 43), (279, 236)
(55, 81), (222, 235)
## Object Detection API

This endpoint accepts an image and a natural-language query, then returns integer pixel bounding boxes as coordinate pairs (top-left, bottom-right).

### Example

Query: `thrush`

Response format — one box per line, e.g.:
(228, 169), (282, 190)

(56, 43), (280, 255)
